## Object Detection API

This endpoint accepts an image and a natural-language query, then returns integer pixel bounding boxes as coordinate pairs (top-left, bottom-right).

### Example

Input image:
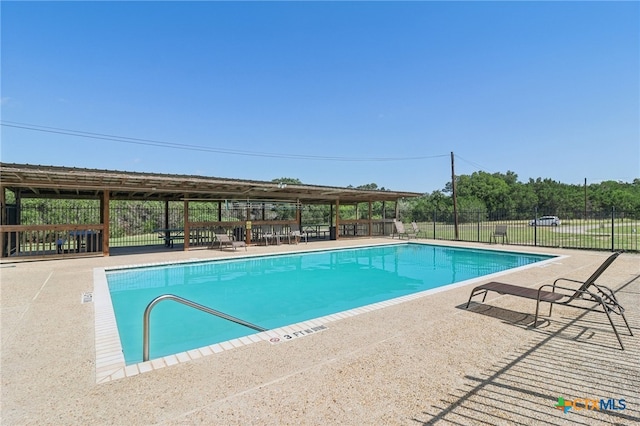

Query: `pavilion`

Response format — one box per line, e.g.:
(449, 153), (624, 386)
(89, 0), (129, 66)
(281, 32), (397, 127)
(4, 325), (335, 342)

(0, 162), (421, 258)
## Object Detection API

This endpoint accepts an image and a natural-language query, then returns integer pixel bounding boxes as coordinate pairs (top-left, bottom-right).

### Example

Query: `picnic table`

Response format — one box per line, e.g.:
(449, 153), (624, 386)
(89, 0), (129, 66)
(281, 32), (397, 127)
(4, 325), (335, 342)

(153, 228), (184, 248)
(303, 224), (330, 239)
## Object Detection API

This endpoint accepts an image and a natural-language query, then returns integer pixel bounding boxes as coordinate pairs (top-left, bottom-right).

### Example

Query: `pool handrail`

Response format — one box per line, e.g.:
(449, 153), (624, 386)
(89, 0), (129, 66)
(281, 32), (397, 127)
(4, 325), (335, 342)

(143, 294), (268, 362)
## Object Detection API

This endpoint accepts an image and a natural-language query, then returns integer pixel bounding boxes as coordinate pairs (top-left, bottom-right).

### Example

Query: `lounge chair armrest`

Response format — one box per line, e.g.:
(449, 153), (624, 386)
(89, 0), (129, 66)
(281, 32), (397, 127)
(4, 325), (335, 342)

(541, 283), (583, 293)
(538, 283), (582, 296)
(539, 283), (603, 299)
(553, 277), (584, 286)
(542, 283), (607, 302)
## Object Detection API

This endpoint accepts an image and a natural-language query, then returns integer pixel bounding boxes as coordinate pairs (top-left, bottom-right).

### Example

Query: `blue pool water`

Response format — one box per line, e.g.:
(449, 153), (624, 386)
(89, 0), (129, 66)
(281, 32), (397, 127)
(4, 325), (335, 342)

(107, 244), (553, 364)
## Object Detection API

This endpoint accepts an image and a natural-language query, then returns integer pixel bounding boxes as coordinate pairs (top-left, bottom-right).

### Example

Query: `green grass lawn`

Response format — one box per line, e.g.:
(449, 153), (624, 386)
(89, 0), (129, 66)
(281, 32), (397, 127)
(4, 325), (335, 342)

(109, 232), (169, 247)
(414, 220), (639, 251)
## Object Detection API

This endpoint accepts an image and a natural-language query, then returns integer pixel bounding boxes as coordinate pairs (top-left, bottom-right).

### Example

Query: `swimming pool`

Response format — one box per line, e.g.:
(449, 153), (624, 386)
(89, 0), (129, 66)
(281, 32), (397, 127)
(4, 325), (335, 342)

(105, 243), (554, 364)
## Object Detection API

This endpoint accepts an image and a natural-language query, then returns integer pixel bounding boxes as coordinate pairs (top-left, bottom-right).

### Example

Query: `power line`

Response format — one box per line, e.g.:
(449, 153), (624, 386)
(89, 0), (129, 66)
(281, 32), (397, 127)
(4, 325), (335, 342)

(454, 154), (490, 173)
(1, 120), (449, 163)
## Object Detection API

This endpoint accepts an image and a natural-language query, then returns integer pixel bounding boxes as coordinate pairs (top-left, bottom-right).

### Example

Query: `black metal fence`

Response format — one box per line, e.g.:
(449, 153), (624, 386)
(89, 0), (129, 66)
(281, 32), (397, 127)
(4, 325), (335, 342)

(7, 201), (639, 254)
(408, 208), (639, 252)
(109, 200), (304, 247)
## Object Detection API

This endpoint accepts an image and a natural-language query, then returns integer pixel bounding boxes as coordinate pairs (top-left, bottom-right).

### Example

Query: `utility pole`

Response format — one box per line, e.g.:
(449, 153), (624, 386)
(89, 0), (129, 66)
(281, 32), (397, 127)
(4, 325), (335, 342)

(451, 152), (459, 239)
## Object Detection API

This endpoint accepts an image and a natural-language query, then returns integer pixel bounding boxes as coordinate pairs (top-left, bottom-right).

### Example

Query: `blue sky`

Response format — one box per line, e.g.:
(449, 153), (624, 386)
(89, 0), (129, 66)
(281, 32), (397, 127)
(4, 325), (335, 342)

(1, 1), (638, 193)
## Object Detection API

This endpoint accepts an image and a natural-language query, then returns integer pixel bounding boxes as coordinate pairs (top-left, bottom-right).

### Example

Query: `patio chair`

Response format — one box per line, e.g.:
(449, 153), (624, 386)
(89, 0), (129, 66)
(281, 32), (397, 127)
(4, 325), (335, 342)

(465, 251), (632, 349)
(393, 219), (416, 240)
(211, 231), (246, 251)
(491, 224), (508, 244)
(259, 225), (279, 246)
(272, 225), (288, 244)
(289, 224), (308, 244)
(411, 222), (422, 238)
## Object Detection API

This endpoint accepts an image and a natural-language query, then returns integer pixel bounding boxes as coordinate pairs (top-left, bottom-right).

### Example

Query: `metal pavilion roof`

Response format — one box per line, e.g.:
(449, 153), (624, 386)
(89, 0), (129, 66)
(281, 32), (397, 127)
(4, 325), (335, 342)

(0, 163), (422, 204)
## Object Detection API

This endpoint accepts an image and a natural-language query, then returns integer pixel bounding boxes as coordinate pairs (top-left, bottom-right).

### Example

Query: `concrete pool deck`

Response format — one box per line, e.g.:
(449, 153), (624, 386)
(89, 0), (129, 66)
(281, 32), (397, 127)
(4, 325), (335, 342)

(1, 239), (638, 424)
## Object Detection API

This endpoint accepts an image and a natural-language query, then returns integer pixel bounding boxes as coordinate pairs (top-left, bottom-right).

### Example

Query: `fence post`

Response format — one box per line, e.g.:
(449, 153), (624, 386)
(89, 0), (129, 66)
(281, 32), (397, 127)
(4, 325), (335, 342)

(533, 207), (538, 246)
(433, 210), (436, 239)
(611, 207), (615, 252)
(477, 211), (481, 242)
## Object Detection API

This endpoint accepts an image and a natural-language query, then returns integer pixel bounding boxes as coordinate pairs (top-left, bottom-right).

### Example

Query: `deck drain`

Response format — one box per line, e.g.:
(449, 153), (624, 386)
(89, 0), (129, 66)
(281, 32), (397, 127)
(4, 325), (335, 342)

(81, 292), (93, 303)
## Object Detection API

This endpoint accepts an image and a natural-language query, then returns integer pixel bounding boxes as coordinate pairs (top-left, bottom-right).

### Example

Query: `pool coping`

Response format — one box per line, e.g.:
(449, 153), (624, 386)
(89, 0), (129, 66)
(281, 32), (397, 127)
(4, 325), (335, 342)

(93, 241), (564, 383)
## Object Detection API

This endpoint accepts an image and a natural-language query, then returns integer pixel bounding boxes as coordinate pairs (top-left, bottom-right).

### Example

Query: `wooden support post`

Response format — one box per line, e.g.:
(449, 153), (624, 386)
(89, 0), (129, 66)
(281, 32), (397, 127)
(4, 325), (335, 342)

(0, 187), (5, 258)
(218, 201), (222, 222)
(335, 199), (340, 240)
(382, 201), (386, 236)
(16, 190), (21, 255)
(183, 200), (190, 251)
(102, 190), (110, 256)
(0, 187), (5, 226)
(368, 201), (373, 237)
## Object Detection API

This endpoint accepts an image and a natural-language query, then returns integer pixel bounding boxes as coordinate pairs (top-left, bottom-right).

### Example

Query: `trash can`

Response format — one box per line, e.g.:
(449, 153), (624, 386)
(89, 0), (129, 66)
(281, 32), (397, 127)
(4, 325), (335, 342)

(233, 227), (245, 242)
(329, 226), (336, 240)
(85, 232), (103, 252)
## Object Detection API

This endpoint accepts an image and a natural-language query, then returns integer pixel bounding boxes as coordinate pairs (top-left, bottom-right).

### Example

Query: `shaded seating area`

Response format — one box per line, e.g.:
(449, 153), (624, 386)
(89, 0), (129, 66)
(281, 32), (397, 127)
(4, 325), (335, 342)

(465, 251), (632, 349)
(1, 163), (421, 258)
(253, 224), (309, 245)
(393, 219), (417, 240)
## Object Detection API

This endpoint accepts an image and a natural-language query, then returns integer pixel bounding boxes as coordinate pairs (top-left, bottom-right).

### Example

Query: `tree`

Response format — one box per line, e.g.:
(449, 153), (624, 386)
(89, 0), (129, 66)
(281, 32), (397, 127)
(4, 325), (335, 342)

(355, 183), (378, 190)
(271, 177), (302, 185)
(452, 171), (516, 212)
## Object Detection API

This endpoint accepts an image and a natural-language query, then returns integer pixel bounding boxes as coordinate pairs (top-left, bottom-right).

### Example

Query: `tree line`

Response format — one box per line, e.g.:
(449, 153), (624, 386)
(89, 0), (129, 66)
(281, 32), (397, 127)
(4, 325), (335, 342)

(404, 171), (640, 221)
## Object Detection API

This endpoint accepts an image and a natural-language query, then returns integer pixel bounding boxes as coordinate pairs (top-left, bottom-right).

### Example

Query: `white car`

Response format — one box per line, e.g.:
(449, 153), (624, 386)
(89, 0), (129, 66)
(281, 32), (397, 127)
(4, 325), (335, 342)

(529, 216), (561, 226)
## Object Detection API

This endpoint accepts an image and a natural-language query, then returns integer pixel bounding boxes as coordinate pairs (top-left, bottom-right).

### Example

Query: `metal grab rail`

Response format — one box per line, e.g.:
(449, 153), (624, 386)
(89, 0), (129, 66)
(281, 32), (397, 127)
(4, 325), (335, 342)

(143, 294), (267, 362)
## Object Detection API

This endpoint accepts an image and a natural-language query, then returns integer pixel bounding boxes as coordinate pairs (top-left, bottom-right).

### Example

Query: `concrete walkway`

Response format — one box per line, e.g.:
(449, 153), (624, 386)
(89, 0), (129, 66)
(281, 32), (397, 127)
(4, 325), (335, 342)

(1, 239), (638, 425)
